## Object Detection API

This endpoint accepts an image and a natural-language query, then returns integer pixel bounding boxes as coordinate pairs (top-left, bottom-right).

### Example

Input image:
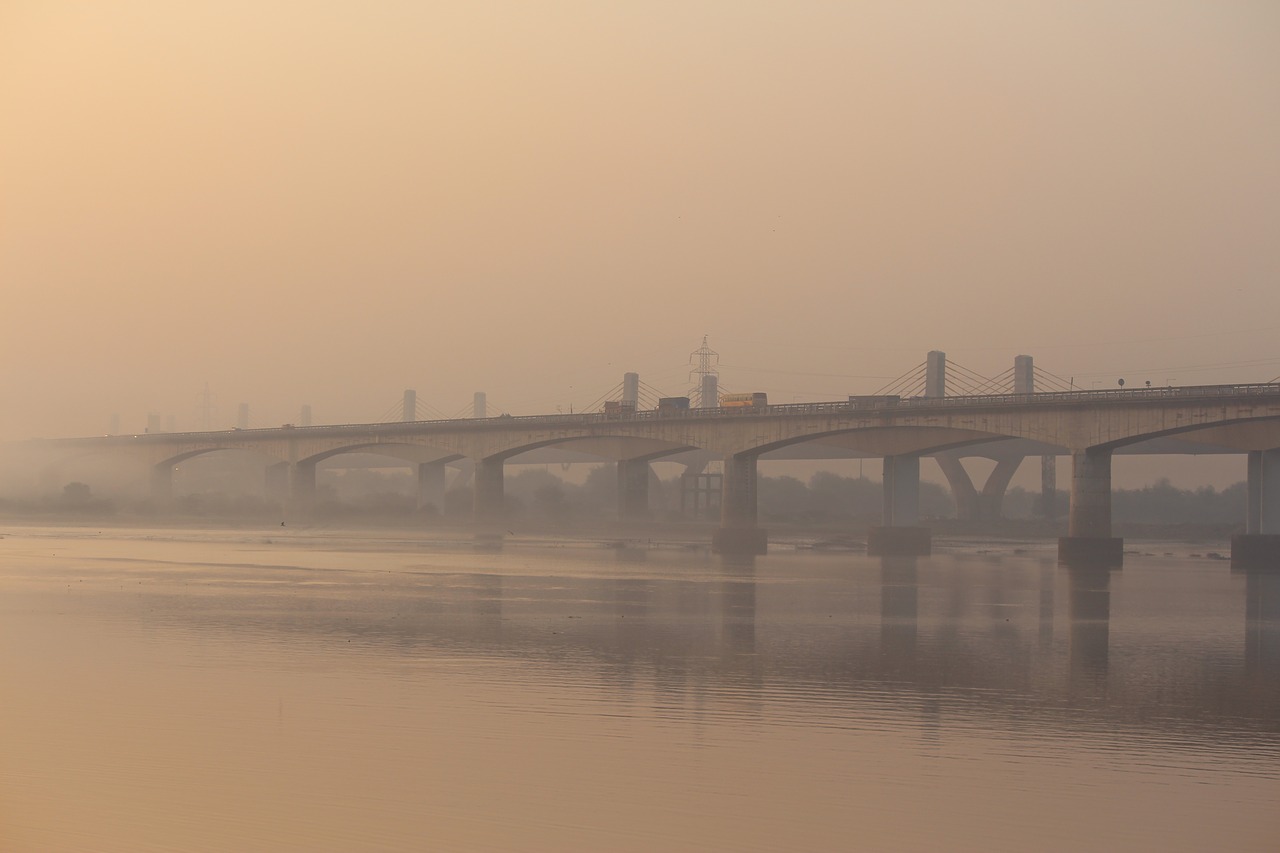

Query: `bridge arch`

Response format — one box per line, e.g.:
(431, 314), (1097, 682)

(469, 435), (698, 525)
(148, 446), (290, 503)
(748, 425), (1015, 460)
(296, 443), (463, 467)
(1091, 415), (1280, 453)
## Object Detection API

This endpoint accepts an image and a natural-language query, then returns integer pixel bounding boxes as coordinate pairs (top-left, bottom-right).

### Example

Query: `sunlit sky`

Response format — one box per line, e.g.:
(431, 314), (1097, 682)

(3, 1), (1278, 446)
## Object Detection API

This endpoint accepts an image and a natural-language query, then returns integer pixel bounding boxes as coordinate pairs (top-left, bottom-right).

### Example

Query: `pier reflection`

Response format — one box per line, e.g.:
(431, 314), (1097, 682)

(130, 547), (1279, 738)
(1245, 569), (1280, 676)
(1067, 565), (1112, 691)
(719, 553), (757, 656)
(879, 557), (917, 671)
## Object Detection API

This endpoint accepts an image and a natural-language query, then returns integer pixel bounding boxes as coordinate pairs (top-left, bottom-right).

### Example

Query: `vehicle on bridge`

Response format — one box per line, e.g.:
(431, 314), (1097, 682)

(657, 396), (691, 413)
(847, 395), (901, 410)
(721, 392), (768, 409)
(603, 400), (637, 418)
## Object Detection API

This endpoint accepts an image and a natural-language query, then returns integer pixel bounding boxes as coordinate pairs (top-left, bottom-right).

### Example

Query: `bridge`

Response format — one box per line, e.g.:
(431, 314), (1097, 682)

(24, 360), (1280, 566)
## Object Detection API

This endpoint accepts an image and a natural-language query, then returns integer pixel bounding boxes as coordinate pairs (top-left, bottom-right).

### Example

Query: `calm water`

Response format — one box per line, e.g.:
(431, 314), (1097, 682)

(1, 525), (1277, 852)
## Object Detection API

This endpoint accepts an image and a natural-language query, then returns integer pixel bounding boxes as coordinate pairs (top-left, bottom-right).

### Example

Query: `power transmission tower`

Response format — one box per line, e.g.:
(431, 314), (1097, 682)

(689, 335), (720, 408)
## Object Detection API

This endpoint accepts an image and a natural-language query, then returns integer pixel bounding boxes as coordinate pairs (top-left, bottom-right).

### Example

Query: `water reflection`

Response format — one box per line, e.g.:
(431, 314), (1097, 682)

(57, 544), (1280, 738)
(1067, 566), (1112, 691)
(719, 554), (757, 656)
(9, 531), (1280, 853)
(1038, 561), (1055, 650)
(1245, 569), (1280, 675)
(879, 557), (917, 670)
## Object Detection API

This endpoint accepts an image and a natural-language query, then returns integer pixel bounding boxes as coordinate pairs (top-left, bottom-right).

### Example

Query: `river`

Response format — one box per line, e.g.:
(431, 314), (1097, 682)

(1, 525), (1277, 851)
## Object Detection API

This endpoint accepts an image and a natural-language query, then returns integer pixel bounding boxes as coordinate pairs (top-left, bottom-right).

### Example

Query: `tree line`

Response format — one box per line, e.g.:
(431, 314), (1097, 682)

(0, 469), (1252, 529)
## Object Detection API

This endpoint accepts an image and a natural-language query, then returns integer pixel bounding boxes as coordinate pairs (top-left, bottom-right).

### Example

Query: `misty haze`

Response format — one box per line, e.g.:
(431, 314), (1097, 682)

(2, 3), (1278, 851)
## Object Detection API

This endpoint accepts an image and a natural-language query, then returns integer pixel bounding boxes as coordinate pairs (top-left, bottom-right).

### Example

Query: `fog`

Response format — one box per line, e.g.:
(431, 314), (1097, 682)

(3, 2), (1278, 488)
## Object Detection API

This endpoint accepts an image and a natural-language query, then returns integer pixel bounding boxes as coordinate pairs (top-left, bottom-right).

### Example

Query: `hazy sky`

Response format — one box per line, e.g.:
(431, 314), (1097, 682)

(3, 1), (1279, 440)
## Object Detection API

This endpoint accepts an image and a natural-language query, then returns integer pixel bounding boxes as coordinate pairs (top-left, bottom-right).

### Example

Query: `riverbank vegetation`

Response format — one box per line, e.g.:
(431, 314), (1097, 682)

(0, 468), (1252, 535)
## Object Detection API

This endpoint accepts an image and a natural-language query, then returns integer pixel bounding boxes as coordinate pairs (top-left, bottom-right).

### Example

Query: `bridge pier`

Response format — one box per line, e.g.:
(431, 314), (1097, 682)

(935, 454), (979, 520)
(936, 453), (1023, 521)
(617, 459), (650, 521)
(712, 454), (766, 554)
(474, 456), (506, 527)
(150, 464), (173, 504)
(290, 461), (317, 507)
(265, 462), (289, 505)
(1232, 449), (1280, 567)
(979, 456), (1023, 519)
(1059, 448), (1123, 566)
(417, 461), (447, 515)
(868, 455), (930, 556)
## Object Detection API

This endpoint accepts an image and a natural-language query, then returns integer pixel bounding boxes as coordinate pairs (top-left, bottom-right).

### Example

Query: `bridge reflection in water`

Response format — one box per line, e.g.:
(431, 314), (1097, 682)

(7, 531), (1278, 851)
(114, 544), (1280, 738)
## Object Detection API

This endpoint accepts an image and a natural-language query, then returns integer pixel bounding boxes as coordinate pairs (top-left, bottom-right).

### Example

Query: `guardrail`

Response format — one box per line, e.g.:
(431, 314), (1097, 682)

(70, 382), (1280, 443)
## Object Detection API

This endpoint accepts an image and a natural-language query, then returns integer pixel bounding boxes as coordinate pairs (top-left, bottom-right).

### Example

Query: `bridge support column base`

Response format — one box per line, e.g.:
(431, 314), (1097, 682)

(867, 526), (931, 556)
(712, 526), (767, 555)
(1058, 537), (1123, 567)
(1231, 535), (1280, 569)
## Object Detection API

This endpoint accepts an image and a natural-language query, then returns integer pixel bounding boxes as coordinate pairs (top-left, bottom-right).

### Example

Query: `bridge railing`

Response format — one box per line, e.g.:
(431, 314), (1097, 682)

(66, 382), (1280, 443)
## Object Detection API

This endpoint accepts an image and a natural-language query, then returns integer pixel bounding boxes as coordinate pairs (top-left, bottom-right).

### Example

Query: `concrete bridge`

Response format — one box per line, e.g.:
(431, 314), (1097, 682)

(29, 379), (1280, 565)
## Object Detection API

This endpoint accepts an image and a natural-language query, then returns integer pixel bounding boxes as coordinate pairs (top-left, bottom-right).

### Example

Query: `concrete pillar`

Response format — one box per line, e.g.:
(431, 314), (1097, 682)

(869, 455), (929, 555)
(935, 454), (979, 521)
(882, 455), (920, 526)
(925, 350), (946, 398)
(679, 461), (718, 520)
(700, 374), (719, 409)
(1255, 449), (1280, 534)
(265, 462), (289, 503)
(622, 372), (640, 408)
(417, 461), (447, 514)
(1013, 355), (1034, 394)
(1041, 455), (1058, 519)
(1068, 450), (1112, 537)
(237, 403), (249, 429)
(300, 405), (312, 427)
(712, 454), (766, 554)
(403, 390), (416, 422)
(474, 456), (505, 525)
(937, 453), (1023, 521)
(1232, 449), (1280, 566)
(978, 456), (1023, 519)
(617, 458), (650, 521)
(473, 392), (487, 419)
(1247, 450), (1263, 534)
(1059, 448), (1122, 565)
(150, 464), (173, 503)
(109, 413), (120, 435)
(147, 413), (161, 434)
(290, 460), (317, 506)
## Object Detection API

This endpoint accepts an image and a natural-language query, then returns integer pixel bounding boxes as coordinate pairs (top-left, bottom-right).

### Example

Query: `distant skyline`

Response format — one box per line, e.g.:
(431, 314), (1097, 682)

(3, 1), (1278, 488)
